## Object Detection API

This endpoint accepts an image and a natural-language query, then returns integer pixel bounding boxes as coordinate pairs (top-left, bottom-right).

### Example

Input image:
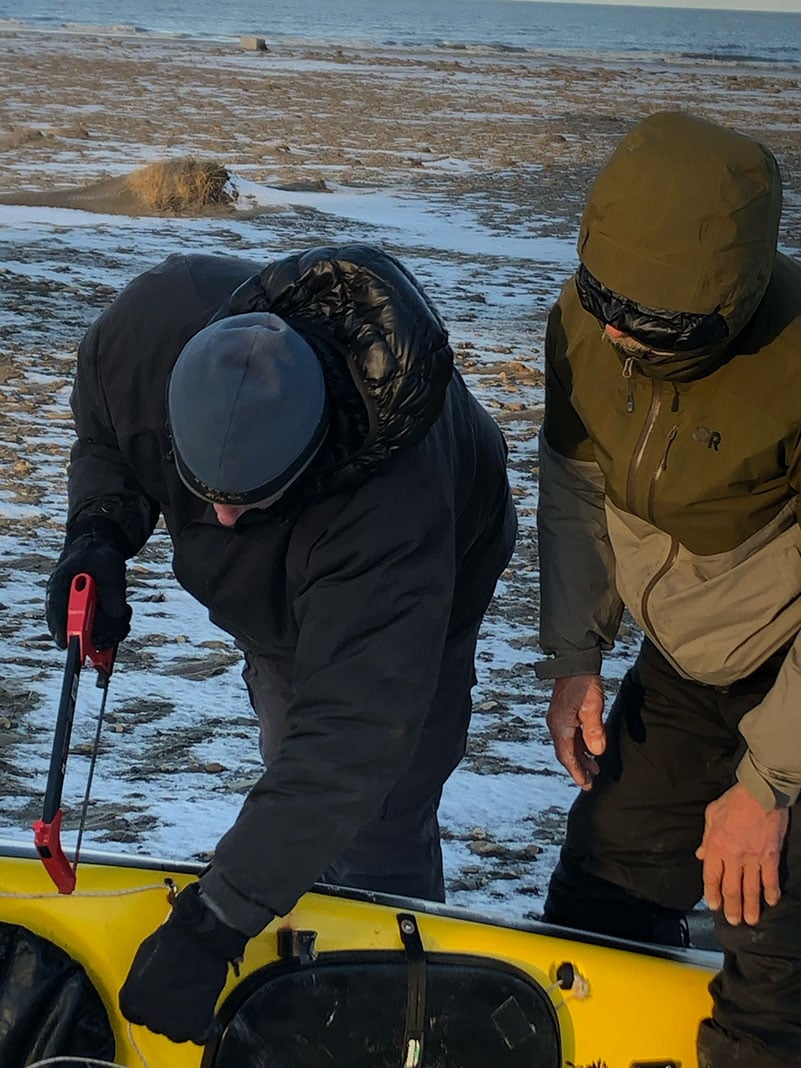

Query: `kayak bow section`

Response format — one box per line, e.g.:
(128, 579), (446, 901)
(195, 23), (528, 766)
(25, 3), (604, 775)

(0, 843), (716, 1068)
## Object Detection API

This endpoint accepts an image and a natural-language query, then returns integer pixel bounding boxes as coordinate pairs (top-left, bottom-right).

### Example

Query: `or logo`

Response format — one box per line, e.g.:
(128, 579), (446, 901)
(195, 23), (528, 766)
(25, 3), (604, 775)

(692, 425), (721, 451)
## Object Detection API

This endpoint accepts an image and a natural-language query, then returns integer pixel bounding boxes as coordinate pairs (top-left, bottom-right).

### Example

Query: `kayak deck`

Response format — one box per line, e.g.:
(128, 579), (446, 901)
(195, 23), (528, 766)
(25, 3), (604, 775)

(0, 843), (718, 1067)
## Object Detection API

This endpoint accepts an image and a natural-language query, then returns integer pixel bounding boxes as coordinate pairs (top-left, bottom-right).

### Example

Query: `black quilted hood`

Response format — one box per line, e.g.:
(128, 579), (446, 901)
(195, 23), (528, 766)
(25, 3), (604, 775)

(215, 244), (454, 492)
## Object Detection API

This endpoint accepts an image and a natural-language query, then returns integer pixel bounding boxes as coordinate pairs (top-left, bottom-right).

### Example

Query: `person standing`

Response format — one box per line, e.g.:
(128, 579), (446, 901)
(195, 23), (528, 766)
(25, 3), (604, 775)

(536, 112), (801, 1067)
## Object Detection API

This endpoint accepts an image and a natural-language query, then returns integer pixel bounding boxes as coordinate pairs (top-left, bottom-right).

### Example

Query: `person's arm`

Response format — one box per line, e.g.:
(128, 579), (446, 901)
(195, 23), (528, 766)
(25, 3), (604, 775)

(536, 299), (623, 785)
(697, 610), (801, 926)
(696, 432), (801, 927)
(66, 313), (160, 552)
(536, 432), (622, 678)
(119, 447), (457, 1043)
(46, 310), (160, 648)
(66, 251), (251, 553)
(201, 447), (456, 933)
(735, 641), (801, 812)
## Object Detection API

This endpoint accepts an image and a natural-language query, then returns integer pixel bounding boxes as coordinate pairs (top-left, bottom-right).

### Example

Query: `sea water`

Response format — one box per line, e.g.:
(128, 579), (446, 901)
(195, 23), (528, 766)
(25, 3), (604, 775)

(1, 0), (799, 65)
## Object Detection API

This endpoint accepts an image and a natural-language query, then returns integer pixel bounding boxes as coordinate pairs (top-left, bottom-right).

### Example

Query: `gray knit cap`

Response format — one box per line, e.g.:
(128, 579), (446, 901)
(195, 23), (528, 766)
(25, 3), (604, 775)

(168, 312), (328, 505)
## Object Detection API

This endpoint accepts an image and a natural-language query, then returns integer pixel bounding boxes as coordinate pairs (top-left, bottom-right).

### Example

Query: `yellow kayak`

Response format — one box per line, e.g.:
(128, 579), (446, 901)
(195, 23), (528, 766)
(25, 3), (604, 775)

(0, 841), (717, 1068)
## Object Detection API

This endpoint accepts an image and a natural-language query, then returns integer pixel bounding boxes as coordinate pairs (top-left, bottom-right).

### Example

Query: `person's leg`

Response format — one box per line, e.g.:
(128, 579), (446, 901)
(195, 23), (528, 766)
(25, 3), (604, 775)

(320, 615), (485, 902)
(545, 853), (690, 946)
(242, 649), (447, 897)
(543, 640), (744, 944)
(242, 618), (483, 902)
(697, 809), (801, 1067)
(321, 789), (447, 901)
(695, 656), (801, 1068)
(541, 639), (801, 1065)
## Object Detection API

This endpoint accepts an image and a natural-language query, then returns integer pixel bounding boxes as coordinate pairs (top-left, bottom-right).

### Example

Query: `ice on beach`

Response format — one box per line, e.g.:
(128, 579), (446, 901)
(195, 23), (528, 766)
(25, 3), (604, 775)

(0, 183), (583, 919)
(0, 15), (655, 917)
(226, 173), (576, 262)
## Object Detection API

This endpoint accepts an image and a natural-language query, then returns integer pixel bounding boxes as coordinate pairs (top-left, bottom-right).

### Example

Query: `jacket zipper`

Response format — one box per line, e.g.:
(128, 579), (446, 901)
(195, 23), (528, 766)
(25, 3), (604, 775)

(622, 356), (636, 413)
(622, 374), (686, 665)
(626, 378), (663, 514)
(646, 425), (678, 521)
(641, 425), (680, 641)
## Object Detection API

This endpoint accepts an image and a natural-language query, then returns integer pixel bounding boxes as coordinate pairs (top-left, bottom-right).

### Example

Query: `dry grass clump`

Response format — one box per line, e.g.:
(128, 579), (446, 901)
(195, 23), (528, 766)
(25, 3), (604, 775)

(124, 157), (231, 212)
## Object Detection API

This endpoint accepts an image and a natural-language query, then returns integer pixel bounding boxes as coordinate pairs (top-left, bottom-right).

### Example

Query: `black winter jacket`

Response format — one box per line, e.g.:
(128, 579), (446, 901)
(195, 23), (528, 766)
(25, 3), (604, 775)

(66, 246), (517, 932)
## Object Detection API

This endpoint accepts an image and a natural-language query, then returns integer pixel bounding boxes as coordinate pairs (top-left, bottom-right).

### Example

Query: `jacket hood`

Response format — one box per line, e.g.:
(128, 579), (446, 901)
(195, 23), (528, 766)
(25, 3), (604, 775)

(216, 244), (454, 494)
(578, 111), (782, 347)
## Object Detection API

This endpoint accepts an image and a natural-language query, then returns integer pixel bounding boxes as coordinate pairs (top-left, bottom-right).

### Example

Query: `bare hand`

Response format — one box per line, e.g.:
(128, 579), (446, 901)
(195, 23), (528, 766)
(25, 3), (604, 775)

(546, 674), (605, 790)
(696, 783), (788, 926)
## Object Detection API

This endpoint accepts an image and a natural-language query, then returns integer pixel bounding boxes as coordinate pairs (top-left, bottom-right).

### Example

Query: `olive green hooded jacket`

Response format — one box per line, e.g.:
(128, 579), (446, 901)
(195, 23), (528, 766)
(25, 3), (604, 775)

(536, 112), (801, 811)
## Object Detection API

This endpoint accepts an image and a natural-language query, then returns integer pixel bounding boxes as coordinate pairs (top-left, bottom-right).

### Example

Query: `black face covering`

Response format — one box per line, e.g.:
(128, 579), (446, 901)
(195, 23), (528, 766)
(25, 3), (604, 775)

(575, 263), (729, 354)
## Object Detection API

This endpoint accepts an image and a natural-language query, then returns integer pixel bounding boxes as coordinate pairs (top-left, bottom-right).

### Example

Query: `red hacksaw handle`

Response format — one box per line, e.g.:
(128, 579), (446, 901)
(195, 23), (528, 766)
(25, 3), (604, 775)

(32, 810), (76, 894)
(33, 573), (116, 893)
(67, 572), (115, 677)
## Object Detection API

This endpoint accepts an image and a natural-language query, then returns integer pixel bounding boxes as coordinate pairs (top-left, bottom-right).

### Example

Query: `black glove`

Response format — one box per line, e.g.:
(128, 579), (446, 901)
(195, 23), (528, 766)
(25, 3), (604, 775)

(45, 519), (131, 650)
(119, 883), (248, 1045)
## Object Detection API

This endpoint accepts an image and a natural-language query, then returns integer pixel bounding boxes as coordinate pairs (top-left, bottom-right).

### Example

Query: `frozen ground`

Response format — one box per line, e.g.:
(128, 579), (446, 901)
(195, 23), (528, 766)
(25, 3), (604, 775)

(0, 186), (583, 922)
(1, 28), (800, 926)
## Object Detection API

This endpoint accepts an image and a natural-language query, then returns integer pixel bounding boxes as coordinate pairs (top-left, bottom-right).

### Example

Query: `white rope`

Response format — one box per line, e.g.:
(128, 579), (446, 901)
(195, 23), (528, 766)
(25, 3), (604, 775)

(127, 1021), (153, 1068)
(23, 1022), (155, 1068)
(0, 882), (169, 900)
(27, 1059), (131, 1067)
(2, 886), (168, 1068)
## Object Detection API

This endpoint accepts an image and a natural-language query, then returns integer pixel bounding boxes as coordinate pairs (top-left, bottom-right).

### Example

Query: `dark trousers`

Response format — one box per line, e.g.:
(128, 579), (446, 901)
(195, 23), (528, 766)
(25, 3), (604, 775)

(543, 639), (801, 1068)
(242, 615), (483, 904)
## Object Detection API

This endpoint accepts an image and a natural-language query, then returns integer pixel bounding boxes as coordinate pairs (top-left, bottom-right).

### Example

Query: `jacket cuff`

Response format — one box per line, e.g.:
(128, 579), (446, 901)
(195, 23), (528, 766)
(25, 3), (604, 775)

(535, 648), (603, 680)
(174, 883), (249, 959)
(199, 869), (278, 939)
(65, 510), (134, 555)
(736, 752), (797, 812)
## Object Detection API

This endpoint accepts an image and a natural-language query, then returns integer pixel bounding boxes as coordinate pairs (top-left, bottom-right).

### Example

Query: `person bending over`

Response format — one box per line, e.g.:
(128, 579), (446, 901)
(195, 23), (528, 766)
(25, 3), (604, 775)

(45, 243), (517, 1044)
